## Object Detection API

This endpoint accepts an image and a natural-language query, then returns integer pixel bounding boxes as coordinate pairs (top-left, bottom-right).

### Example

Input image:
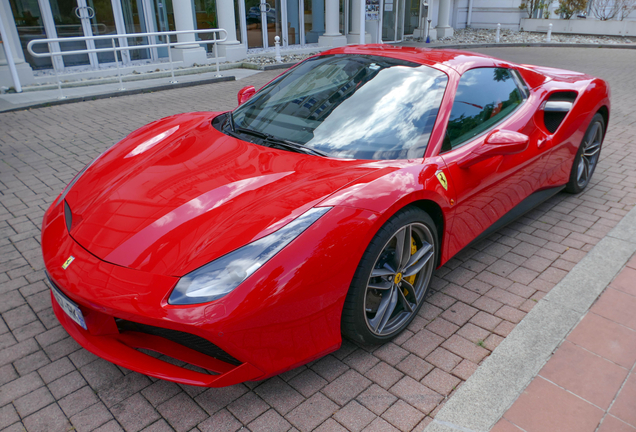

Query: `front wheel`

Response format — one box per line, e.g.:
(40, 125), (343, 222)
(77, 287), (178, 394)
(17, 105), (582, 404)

(565, 113), (605, 194)
(341, 207), (438, 345)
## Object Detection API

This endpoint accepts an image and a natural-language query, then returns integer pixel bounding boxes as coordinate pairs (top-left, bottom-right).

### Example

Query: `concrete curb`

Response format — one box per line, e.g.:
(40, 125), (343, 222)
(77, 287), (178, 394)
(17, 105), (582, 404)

(1, 75), (235, 113)
(424, 205), (636, 432)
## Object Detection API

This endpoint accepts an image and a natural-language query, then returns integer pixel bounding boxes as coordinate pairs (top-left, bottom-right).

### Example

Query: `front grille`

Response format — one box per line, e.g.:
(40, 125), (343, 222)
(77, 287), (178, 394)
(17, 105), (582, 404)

(115, 319), (241, 366)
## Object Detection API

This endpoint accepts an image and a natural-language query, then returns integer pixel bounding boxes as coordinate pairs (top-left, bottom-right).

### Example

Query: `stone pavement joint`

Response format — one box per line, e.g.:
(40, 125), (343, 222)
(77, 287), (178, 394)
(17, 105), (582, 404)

(426, 204), (636, 431)
(1, 47), (636, 432)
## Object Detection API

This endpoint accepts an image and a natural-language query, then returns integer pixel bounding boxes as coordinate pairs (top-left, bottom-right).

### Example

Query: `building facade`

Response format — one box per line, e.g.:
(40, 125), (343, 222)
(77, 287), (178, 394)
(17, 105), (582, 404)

(1, 0), (461, 88)
(2, 0), (636, 89)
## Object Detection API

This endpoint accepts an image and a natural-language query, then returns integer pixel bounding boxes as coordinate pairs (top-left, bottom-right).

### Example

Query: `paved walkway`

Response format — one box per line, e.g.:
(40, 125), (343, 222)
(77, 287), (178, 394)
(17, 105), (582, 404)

(492, 254), (636, 432)
(0, 68), (262, 113)
(0, 47), (635, 432)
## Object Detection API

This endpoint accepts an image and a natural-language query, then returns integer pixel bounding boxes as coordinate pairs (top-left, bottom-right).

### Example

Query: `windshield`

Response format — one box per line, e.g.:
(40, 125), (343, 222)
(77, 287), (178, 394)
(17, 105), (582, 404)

(231, 54), (448, 160)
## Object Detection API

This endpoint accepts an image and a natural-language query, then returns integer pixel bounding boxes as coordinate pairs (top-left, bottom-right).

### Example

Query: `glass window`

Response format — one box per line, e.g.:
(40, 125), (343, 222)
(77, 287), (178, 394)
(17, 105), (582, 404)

(443, 67), (524, 152)
(231, 54), (448, 160)
(403, 0), (421, 35)
(8, 0), (51, 69)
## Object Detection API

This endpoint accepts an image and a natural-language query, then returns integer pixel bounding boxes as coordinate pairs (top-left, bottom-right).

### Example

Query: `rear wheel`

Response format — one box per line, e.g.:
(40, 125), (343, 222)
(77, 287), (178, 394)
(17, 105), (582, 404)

(565, 113), (605, 194)
(342, 207), (438, 344)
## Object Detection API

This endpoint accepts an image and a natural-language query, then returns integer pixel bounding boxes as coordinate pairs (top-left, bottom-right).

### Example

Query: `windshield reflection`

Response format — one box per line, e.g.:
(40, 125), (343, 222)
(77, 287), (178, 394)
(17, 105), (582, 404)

(232, 55), (448, 160)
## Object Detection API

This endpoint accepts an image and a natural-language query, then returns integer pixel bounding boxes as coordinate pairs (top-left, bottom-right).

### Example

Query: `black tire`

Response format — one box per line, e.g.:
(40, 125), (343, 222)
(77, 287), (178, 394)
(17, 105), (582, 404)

(565, 113), (605, 194)
(341, 206), (438, 345)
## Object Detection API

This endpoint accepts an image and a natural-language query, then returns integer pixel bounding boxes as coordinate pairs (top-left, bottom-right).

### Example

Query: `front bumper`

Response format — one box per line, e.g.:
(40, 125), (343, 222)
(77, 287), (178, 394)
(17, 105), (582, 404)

(49, 280), (262, 386)
(42, 200), (378, 386)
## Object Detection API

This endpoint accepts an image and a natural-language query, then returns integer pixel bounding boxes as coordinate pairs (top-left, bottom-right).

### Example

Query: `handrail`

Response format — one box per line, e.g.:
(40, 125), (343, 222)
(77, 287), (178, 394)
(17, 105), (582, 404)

(26, 28), (229, 100)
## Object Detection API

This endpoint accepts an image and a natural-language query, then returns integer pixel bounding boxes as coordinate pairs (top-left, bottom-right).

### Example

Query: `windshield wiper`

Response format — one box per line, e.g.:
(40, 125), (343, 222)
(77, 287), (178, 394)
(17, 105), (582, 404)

(223, 111), (236, 132)
(264, 137), (328, 157)
(232, 126), (328, 157)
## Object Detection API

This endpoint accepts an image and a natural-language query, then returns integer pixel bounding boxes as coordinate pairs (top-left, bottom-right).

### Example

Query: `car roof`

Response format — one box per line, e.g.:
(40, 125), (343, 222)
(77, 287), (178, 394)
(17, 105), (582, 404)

(318, 44), (511, 75)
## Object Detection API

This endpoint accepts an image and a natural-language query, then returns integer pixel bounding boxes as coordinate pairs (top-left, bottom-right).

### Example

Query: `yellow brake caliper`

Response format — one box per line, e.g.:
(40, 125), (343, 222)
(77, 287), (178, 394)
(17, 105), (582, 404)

(404, 237), (417, 295)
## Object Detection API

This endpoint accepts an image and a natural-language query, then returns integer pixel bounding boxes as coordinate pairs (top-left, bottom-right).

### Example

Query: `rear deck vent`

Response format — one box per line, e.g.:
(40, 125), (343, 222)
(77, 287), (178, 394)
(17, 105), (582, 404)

(543, 92), (577, 134)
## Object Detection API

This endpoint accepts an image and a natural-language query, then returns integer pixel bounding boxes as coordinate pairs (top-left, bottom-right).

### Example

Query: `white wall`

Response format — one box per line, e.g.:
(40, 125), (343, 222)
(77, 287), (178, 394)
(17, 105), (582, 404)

(452, 0), (525, 29)
(451, 0), (636, 30)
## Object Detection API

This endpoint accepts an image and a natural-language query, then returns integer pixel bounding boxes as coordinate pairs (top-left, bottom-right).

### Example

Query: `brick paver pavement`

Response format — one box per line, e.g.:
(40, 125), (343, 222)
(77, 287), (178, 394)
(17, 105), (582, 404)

(493, 253), (636, 432)
(0, 47), (635, 432)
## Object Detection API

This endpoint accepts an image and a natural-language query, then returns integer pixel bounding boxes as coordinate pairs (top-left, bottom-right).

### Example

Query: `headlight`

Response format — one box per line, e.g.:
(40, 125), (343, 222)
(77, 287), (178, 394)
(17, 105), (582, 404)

(168, 207), (331, 305)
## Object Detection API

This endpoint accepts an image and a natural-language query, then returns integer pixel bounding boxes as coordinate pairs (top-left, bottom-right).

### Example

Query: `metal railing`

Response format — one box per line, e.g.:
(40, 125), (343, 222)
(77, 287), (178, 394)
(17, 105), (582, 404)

(27, 28), (228, 100)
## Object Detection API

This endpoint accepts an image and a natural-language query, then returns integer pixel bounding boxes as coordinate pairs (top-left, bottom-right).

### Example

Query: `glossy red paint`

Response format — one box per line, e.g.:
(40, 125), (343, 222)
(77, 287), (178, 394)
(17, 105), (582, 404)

(42, 46), (610, 386)
(237, 85), (256, 105)
(456, 130), (530, 169)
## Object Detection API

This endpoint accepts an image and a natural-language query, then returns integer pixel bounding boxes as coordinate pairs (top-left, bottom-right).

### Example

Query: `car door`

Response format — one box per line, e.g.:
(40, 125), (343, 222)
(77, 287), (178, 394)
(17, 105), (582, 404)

(439, 67), (550, 254)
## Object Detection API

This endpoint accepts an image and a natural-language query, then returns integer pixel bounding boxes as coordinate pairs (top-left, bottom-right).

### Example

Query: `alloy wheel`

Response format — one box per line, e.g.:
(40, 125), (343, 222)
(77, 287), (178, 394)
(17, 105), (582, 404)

(577, 120), (603, 188)
(363, 222), (435, 336)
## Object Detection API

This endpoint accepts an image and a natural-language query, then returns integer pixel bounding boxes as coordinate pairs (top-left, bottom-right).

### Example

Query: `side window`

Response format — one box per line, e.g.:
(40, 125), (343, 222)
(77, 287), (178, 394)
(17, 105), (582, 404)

(442, 68), (524, 152)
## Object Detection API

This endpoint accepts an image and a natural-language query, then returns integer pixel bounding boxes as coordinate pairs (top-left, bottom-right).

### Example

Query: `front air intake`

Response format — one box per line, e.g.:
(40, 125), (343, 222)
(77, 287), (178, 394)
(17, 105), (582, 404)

(115, 318), (241, 366)
(64, 201), (73, 233)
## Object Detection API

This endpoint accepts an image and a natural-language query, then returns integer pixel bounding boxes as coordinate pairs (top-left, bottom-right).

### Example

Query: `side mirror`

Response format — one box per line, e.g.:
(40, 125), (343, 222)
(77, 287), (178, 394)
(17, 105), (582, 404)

(457, 130), (529, 169)
(237, 86), (256, 106)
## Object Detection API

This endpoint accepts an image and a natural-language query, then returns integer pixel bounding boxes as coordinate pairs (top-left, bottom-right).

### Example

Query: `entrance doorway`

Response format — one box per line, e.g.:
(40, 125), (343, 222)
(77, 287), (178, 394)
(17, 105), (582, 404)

(381, 0), (404, 42)
(245, 0), (314, 50)
(8, 0), (174, 70)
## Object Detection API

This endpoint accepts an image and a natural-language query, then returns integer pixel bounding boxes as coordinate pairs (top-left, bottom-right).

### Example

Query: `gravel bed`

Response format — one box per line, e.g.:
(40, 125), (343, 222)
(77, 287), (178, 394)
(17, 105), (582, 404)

(245, 53), (319, 65)
(406, 27), (635, 45)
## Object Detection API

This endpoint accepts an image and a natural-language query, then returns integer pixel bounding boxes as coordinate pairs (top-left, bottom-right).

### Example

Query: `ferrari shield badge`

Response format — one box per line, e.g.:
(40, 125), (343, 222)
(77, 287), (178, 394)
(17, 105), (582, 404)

(436, 170), (449, 191)
(62, 256), (75, 270)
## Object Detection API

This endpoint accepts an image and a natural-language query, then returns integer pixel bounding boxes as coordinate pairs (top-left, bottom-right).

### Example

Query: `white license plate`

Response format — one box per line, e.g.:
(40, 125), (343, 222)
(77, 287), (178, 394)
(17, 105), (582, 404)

(50, 282), (87, 330)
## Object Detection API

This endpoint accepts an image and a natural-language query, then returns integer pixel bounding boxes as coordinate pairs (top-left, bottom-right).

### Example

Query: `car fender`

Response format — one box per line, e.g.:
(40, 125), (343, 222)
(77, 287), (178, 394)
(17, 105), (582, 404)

(541, 77), (610, 187)
(319, 156), (457, 266)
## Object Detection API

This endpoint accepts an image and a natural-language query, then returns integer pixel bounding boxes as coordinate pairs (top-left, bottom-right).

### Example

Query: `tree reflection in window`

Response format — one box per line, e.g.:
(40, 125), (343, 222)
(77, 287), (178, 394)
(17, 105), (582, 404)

(442, 68), (524, 152)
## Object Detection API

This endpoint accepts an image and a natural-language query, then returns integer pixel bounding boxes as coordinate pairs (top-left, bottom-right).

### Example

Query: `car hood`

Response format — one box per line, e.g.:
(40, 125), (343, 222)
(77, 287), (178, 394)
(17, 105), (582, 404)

(65, 112), (383, 276)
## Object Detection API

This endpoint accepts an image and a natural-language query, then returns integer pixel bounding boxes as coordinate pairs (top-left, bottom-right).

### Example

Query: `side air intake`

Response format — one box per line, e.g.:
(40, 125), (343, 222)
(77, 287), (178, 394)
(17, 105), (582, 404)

(543, 92), (577, 134)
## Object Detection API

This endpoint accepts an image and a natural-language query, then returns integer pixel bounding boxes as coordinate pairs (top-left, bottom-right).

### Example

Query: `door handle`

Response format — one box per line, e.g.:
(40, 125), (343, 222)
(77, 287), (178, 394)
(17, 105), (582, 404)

(74, 6), (95, 19)
(537, 137), (550, 149)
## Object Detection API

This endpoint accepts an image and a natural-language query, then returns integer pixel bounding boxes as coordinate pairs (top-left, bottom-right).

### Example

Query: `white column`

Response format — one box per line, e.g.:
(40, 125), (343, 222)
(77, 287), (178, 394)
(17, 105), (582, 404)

(346, 0), (370, 44)
(173, 0), (198, 46)
(216, 0), (246, 61)
(0, 0), (35, 88)
(217, 0), (239, 44)
(170, 0), (207, 66)
(318, 0), (347, 46)
(412, 2), (427, 39)
(436, 0), (453, 38)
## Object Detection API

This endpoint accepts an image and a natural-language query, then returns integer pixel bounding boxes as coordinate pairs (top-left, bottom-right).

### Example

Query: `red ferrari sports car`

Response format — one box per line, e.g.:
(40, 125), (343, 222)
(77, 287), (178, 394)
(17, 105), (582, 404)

(42, 45), (610, 387)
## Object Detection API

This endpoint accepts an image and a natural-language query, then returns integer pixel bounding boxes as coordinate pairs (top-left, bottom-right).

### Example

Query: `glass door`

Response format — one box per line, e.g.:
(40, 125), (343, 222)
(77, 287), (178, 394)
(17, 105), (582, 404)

(149, 0), (173, 58)
(283, 0), (300, 46)
(8, 0), (53, 69)
(49, 0), (91, 67)
(245, 0), (282, 49)
(382, 0), (403, 41)
(266, 0), (282, 48)
(86, 0), (117, 63)
(121, 0), (152, 60)
(245, 0), (263, 48)
(403, 0), (420, 35)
